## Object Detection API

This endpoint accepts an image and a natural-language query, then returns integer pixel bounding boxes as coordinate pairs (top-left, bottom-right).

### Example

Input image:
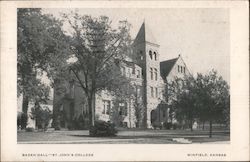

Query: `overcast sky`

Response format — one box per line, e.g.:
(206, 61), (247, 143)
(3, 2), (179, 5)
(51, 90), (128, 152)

(43, 8), (230, 83)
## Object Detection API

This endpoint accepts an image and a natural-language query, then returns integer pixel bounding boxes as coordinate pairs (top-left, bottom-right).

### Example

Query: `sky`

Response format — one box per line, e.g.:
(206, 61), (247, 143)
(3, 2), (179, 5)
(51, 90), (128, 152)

(43, 8), (230, 83)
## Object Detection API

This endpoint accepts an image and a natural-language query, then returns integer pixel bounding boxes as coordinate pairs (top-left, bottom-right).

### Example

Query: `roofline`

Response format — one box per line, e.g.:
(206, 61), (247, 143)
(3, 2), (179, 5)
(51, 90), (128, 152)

(132, 41), (160, 47)
(177, 55), (192, 76)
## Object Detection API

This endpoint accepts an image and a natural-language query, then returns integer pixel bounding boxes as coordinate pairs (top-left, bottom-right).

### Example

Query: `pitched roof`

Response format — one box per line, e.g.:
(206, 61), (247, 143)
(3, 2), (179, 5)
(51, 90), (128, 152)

(160, 57), (178, 79)
(133, 22), (159, 45)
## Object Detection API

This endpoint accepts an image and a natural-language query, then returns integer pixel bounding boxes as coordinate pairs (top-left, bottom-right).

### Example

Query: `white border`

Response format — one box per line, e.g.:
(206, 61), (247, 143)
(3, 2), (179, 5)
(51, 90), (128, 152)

(1, 1), (249, 161)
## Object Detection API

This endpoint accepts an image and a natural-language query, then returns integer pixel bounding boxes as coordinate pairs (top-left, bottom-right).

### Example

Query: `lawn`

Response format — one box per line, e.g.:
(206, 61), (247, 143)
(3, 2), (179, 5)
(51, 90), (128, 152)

(17, 129), (230, 144)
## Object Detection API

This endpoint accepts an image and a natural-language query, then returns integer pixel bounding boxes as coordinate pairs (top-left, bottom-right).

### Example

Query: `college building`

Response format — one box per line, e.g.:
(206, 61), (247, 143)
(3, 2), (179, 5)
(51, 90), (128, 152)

(18, 22), (191, 130)
(51, 22), (191, 129)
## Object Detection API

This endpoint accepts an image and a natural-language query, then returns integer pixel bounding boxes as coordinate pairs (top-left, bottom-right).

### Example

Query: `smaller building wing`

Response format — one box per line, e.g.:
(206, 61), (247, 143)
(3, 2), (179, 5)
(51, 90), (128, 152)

(160, 58), (178, 79)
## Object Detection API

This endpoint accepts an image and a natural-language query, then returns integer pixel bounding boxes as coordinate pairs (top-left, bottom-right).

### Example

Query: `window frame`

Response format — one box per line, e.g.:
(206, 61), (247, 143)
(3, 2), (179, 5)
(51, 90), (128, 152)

(154, 68), (158, 80)
(150, 67), (153, 80)
(102, 100), (111, 115)
(150, 86), (154, 97)
(155, 87), (158, 98)
(154, 51), (157, 60)
(149, 50), (153, 60)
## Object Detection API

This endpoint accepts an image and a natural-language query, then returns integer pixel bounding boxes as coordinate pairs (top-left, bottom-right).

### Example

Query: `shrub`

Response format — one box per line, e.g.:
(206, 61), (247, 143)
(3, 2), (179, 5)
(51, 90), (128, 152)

(152, 122), (162, 129)
(71, 114), (89, 130)
(31, 105), (52, 131)
(163, 122), (172, 130)
(25, 127), (35, 132)
(19, 113), (28, 130)
(89, 120), (117, 137)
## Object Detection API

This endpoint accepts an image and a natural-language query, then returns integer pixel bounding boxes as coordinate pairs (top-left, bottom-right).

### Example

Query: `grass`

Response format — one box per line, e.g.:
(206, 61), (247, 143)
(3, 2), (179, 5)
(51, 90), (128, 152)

(17, 129), (230, 144)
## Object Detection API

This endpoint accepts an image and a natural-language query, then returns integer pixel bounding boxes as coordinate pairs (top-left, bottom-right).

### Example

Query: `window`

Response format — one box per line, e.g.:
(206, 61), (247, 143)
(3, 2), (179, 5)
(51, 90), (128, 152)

(136, 69), (140, 78)
(183, 67), (186, 74)
(162, 109), (166, 118)
(102, 100), (111, 115)
(136, 86), (141, 96)
(140, 51), (143, 60)
(128, 68), (131, 77)
(181, 66), (183, 73)
(132, 66), (135, 74)
(178, 65), (180, 72)
(149, 50), (152, 60)
(150, 68), (153, 80)
(154, 68), (158, 80)
(151, 87), (154, 97)
(121, 67), (125, 76)
(155, 87), (158, 98)
(154, 52), (157, 60)
(119, 102), (127, 116)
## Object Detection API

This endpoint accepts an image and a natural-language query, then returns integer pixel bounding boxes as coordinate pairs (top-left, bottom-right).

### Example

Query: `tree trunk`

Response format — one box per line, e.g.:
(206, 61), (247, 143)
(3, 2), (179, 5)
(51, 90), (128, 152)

(88, 92), (95, 127)
(209, 120), (213, 138)
(22, 93), (29, 114)
(92, 93), (95, 126)
(52, 87), (61, 130)
(21, 92), (29, 129)
(190, 120), (193, 132)
(202, 121), (205, 130)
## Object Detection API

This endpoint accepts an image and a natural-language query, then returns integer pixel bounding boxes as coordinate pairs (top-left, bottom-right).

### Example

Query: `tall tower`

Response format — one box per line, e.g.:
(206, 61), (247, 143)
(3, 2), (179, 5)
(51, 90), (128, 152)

(133, 22), (162, 128)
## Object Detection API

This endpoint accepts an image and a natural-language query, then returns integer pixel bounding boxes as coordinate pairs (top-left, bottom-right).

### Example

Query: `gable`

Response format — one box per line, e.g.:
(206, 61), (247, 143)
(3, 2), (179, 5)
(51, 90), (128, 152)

(160, 58), (178, 79)
(160, 56), (191, 81)
(167, 56), (191, 82)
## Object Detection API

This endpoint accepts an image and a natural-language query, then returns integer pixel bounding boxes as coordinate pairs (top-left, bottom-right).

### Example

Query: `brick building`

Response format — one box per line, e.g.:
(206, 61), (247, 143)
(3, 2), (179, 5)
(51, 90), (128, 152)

(53, 22), (190, 129)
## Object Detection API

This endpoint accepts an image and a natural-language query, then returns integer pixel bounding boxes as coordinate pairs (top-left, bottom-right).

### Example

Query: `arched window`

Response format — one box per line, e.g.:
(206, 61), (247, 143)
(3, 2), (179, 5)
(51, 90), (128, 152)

(154, 52), (157, 60)
(149, 50), (152, 60)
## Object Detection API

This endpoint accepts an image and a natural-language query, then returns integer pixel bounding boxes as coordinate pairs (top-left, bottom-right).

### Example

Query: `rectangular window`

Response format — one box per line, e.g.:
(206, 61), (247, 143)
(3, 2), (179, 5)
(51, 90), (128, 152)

(121, 67), (125, 76)
(151, 87), (154, 97)
(102, 101), (106, 114)
(183, 67), (185, 74)
(136, 69), (140, 78)
(178, 65), (180, 72)
(150, 68), (153, 80)
(136, 86), (141, 96)
(154, 68), (158, 80)
(181, 66), (183, 73)
(163, 109), (166, 118)
(128, 68), (131, 77)
(155, 87), (158, 98)
(103, 100), (111, 115)
(106, 101), (110, 115)
(140, 51), (143, 60)
(132, 66), (135, 74)
(119, 102), (127, 116)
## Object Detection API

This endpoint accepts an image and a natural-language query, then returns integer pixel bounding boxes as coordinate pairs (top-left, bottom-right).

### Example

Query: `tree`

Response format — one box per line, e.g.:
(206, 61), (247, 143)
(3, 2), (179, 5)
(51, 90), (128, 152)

(133, 86), (145, 128)
(195, 70), (230, 137)
(62, 12), (132, 128)
(168, 70), (230, 137)
(30, 104), (52, 131)
(17, 9), (70, 128)
(169, 76), (199, 131)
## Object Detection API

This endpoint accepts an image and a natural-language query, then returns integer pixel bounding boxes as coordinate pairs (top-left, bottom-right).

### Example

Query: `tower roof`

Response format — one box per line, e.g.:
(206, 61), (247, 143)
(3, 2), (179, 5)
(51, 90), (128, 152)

(133, 22), (159, 45)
